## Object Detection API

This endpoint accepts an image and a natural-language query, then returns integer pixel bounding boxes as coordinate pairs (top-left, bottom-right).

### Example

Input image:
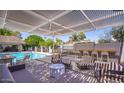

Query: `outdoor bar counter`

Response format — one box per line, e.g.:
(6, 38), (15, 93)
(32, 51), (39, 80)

(0, 64), (15, 83)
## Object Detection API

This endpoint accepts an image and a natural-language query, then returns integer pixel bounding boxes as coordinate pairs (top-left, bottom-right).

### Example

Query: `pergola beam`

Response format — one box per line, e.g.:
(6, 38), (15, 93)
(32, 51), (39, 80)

(69, 10), (124, 29)
(95, 22), (124, 30)
(1, 16), (50, 33)
(52, 21), (76, 32)
(54, 31), (75, 36)
(0, 16), (34, 28)
(28, 21), (49, 32)
(1, 10), (124, 36)
(27, 10), (77, 34)
(24, 10), (48, 20)
(49, 10), (72, 21)
(55, 21), (124, 36)
(2, 10), (8, 28)
(38, 28), (51, 32)
(80, 10), (96, 29)
(27, 10), (72, 32)
(92, 11), (124, 22)
(46, 29), (64, 35)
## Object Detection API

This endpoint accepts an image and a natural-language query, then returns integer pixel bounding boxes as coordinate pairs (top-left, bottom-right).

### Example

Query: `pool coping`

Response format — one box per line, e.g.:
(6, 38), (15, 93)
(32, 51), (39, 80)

(0, 51), (52, 56)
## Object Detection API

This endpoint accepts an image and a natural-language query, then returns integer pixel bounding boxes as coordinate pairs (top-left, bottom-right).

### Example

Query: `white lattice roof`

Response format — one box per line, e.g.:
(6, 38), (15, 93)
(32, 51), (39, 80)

(0, 10), (124, 36)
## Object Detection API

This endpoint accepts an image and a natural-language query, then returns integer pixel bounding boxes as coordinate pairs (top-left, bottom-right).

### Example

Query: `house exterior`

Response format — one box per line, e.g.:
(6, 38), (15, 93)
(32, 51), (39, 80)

(0, 35), (25, 52)
(74, 42), (124, 63)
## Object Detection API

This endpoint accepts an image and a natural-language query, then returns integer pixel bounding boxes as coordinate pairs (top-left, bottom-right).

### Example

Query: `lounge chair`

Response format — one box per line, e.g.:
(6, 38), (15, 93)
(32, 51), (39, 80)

(8, 55), (30, 72)
(76, 56), (94, 71)
(16, 55), (30, 65)
(51, 54), (63, 64)
(93, 61), (124, 83)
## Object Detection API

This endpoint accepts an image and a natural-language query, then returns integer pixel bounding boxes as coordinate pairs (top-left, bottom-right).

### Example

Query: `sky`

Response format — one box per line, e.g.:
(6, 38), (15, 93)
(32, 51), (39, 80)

(21, 27), (112, 42)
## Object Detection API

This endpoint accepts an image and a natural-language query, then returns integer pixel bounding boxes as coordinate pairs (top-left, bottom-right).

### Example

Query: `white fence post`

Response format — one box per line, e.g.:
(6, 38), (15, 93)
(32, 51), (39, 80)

(41, 46), (43, 52)
(49, 46), (52, 53)
(35, 47), (37, 52)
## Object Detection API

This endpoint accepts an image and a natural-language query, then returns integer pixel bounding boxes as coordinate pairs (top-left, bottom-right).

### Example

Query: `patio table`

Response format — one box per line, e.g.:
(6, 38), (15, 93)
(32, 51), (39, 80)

(0, 56), (15, 66)
(49, 64), (65, 78)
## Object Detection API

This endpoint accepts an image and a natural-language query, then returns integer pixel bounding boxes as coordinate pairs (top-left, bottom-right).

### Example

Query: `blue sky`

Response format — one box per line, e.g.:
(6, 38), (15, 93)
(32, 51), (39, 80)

(21, 27), (112, 42)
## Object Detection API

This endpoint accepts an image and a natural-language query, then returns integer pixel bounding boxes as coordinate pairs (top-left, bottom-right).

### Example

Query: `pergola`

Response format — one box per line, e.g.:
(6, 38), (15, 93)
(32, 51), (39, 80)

(0, 10), (124, 56)
(0, 10), (124, 36)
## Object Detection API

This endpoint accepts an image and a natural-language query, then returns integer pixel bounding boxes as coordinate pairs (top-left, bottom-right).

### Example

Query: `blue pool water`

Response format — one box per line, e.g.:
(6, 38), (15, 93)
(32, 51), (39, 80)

(0, 52), (47, 63)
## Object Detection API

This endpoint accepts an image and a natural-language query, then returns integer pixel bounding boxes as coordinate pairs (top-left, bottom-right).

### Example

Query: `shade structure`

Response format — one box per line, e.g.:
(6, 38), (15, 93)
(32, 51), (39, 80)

(0, 35), (25, 45)
(0, 10), (124, 36)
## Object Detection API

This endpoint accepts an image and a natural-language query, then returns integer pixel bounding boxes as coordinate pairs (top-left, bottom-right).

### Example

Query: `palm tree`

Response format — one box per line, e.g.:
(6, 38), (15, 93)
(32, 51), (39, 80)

(98, 31), (112, 43)
(0, 28), (21, 37)
(0, 28), (13, 36)
(69, 32), (86, 42)
(55, 38), (63, 46)
(45, 38), (54, 47)
(69, 33), (79, 42)
(24, 35), (45, 47)
(78, 32), (86, 41)
(111, 25), (124, 63)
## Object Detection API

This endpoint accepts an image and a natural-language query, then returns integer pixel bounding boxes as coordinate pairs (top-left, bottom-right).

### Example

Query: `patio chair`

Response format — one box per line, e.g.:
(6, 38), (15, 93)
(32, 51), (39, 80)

(62, 62), (72, 70)
(8, 55), (30, 72)
(77, 63), (90, 70)
(61, 58), (72, 69)
(93, 62), (109, 82)
(76, 56), (94, 71)
(16, 55), (30, 65)
(51, 54), (62, 64)
(93, 62), (124, 83)
(104, 62), (124, 83)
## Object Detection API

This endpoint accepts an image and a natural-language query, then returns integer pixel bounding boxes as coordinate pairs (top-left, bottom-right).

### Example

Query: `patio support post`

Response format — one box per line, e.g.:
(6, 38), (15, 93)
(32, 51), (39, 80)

(2, 10), (8, 28)
(60, 45), (63, 53)
(120, 41), (124, 64)
(52, 32), (55, 53)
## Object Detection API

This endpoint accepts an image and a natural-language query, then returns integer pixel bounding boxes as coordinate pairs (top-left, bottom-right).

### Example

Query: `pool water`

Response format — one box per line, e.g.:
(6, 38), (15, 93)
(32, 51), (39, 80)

(0, 52), (46, 63)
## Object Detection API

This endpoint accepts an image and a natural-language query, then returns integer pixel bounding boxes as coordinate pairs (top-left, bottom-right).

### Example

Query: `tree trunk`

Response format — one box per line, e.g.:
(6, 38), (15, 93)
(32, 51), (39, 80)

(91, 42), (96, 62)
(118, 40), (124, 64)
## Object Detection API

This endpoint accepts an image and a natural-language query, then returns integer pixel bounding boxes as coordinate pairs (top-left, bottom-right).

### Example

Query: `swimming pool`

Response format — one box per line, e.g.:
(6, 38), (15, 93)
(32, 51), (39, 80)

(0, 52), (47, 63)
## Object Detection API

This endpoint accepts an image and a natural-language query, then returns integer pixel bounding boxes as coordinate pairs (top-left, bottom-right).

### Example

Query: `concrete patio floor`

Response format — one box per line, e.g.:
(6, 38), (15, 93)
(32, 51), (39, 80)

(11, 60), (98, 83)
(11, 59), (122, 83)
(12, 69), (42, 83)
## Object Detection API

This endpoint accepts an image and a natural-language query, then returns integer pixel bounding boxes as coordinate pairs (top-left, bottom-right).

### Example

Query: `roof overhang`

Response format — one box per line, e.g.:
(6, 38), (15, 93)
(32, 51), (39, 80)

(0, 36), (25, 45)
(0, 10), (124, 36)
